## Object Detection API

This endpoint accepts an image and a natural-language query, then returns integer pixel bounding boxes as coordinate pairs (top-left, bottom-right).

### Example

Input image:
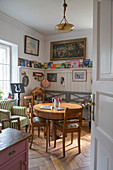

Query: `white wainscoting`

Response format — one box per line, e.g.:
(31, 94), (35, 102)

(44, 68), (92, 92)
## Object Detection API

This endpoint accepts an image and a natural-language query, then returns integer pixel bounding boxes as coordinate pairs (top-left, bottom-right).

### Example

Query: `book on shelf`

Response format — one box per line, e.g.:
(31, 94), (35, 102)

(51, 64), (56, 69)
(18, 58), (25, 67)
(88, 61), (93, 68)
(25, 60), (30, 67)
(71, 60), (79, 68)
(65, 61), (71, 68)
(37, 62), (42, 68)
(56, 63), (60, 69)
(79, 59), (83, 68)
(44, 62), (49, 69)
(83, 59), (90, 67)
(40, 105), (53, 110)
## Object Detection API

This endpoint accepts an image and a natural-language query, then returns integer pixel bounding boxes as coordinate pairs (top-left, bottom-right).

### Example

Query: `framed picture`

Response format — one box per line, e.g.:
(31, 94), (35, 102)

(72, 70), (87, 82)
(47, 73), (57, 82)
(50, 38), (86, 61)
(24, 35), (39, 56)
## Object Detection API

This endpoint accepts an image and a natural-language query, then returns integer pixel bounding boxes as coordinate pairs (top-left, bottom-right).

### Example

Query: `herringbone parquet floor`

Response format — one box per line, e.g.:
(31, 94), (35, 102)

(28, 121), (91, 170)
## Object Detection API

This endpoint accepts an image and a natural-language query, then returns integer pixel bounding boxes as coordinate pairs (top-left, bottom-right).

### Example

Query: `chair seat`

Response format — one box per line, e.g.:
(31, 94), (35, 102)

(33, 117), (46, 123)
(11, 115), (29, 128)
(56, 121), (79, 129)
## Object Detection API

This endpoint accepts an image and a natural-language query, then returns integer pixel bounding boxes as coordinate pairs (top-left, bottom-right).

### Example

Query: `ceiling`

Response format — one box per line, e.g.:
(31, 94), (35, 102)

(0, 0), (93, 36)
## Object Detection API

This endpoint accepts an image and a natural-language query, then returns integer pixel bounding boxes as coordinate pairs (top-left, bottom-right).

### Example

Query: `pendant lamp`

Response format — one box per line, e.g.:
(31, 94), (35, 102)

(55, 0), (74, 33)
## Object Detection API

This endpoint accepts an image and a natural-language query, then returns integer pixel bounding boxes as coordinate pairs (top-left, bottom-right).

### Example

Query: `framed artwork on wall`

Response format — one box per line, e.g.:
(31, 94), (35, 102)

(50, 38), (86, 61)
(24, 35), (39, 56)
(47, 73), (57, 82)
(72, 70), (87, 82)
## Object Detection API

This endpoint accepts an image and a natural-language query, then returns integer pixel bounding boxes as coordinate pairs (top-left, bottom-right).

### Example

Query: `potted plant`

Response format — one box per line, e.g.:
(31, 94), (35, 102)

(0, 90), (3, 100)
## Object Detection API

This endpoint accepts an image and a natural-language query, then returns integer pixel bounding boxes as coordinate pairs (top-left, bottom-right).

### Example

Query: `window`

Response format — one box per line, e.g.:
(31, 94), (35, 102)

(0, 44), (11, 97)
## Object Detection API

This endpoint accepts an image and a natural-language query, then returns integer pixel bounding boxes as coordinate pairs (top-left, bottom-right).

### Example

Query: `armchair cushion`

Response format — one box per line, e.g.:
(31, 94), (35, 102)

(0, 100), (12, 111)
(0, 100), (29, 129)
(12, 106), (27, 117)
(11, 115), (29, 128)
(0, 109), (11, 122)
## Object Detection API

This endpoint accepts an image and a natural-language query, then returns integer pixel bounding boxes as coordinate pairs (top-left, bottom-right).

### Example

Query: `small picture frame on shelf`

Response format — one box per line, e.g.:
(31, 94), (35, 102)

(47, 73), (57, 82)
(72, 70), (87, 82)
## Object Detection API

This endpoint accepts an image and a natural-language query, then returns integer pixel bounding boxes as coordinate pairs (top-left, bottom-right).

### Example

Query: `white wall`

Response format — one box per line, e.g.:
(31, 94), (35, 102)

(0, 12), (45, 63)
(0, 12), (93, 103)
(44, 29), (93, 63)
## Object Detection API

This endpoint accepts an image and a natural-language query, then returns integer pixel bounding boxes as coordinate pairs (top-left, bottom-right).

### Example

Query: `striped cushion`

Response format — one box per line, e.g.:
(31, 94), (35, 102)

(0, 100), (12, 111)
(33, 117), (46, 123)
(11, 115), (29, 128)
(56, 121), (79, 129)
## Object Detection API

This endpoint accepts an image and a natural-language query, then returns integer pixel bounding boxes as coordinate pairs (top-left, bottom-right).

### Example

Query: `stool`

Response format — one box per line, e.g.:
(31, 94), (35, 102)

(23, 95), (33, 107)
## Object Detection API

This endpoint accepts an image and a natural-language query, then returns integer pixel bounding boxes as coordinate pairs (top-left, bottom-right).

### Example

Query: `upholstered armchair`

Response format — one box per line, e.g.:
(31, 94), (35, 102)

(0, 100), (29, 131)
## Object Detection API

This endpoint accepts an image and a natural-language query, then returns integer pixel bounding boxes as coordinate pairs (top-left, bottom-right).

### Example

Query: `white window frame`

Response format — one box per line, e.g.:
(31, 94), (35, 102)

(0, 43), (11, 97)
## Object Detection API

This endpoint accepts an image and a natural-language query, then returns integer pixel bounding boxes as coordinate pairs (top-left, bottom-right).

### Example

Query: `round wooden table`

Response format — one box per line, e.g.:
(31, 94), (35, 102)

(34, 103), (82, 152)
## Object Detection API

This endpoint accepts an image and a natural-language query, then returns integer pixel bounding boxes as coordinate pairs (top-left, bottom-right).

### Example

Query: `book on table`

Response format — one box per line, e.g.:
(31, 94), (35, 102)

(40, 105), (53, 110)
(55, 107), (64, 111)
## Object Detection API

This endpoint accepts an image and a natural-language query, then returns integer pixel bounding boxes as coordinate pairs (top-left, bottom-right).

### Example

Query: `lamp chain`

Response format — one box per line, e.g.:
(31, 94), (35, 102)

(63, 0), (67, 19)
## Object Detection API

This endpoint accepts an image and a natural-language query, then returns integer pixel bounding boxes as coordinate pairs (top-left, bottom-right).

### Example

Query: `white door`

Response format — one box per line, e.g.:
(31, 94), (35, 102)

(91, 0), (113, 169)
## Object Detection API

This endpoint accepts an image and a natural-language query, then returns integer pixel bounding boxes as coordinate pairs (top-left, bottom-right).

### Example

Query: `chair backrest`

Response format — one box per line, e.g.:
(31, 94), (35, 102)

(0, 100), (12, 111)
(29, 103), (34, 124)
(23, 95), (33, 107)
(2, 117), (20, 130)
(63, 108), (83, 130)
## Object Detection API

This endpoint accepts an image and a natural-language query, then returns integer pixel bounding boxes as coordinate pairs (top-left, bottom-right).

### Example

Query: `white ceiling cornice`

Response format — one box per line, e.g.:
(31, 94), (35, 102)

(0, 11), (46, 40)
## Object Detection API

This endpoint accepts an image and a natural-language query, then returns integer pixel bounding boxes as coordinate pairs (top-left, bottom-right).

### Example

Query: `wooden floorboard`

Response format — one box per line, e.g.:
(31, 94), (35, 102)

(28, 121), (91, 170)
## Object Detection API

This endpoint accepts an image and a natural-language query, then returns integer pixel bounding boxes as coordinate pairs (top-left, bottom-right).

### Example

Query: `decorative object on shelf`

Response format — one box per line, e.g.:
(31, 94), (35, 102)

(88, 61), (93, 68)
(24, 35), (39, 56)
(42, 79), (50, 88)
(65, 61), (71, 68)
(8, 93), (14, 99)
(51, 64), (56, 69)
(72, 70), (87, 82)
(0, 90), (3, 100)
(47, 73), (57, 82)
(18, 58), (25, 67)
(79, 59), (83, 68)
(50, 38), (86, 61)
(44, 62), (53, 69)
(61, 77), (65, 86)
(22, 75), (29, 87)
(83, 59), (90, 67)
(10, 83), (25, 106)
(71, 60), (79, 68)
(33, 72), (44, 81)
(55, 0), (74, 33)
(21, 71), (26, 76)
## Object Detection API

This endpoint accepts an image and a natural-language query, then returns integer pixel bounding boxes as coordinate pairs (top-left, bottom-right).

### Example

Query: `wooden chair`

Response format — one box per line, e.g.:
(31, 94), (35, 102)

(23, 95), (33, 107)
(2, 117), (20, 130)
(29, 103), (50, 149)
(54, 108), (82, 157)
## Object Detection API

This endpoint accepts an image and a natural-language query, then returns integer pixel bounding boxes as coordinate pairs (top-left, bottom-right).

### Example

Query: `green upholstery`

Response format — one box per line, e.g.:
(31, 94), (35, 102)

(0, 100), (29, 129)
(33, 117), (46, 123)
(56, 121), (79, 129)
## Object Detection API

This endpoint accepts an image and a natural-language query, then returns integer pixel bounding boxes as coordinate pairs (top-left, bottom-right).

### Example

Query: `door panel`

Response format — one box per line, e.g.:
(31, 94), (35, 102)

(91, 0), (113, 169)
(97, 0), (113, 79)
(96, 92), (113, 138)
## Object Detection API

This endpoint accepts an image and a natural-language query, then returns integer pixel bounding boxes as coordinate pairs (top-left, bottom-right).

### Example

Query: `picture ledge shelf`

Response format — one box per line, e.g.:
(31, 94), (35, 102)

(18, 66), (92, 71)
